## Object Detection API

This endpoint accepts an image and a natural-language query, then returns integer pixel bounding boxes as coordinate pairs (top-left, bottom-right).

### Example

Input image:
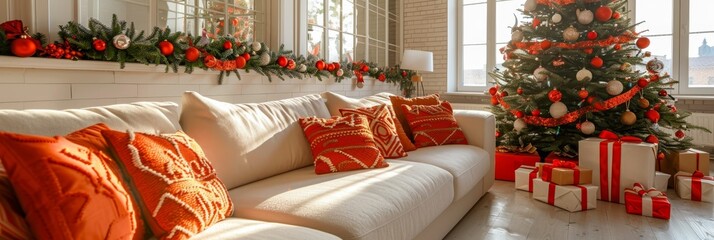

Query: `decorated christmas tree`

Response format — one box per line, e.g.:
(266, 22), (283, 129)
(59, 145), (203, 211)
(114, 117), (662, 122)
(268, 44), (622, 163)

(490, 0), (710, 157)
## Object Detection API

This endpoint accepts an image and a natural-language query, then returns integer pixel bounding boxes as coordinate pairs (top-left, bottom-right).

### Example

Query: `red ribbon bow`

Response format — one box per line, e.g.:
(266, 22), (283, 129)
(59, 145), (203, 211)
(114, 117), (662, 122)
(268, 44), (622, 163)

(1, 20), (24, 40)
(598, 130), (643, 143)
(552, 159), (577, 169)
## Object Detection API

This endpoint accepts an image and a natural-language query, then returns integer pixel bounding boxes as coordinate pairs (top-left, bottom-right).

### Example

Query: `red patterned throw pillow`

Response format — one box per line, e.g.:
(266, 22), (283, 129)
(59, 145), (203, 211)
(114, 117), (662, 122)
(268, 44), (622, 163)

(102, 130), (234, 240)
(340, 104), (407, 159)
(401, 101), (468, 148)
(299, 115), (388, 174)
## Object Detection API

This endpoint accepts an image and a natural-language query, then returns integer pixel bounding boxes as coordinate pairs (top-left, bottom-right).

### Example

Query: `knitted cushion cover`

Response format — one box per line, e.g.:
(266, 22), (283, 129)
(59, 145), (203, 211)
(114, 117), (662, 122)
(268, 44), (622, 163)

(340, 104), (406, 159)
(401, 101), (468, 148)
(388, 94), (441, 144)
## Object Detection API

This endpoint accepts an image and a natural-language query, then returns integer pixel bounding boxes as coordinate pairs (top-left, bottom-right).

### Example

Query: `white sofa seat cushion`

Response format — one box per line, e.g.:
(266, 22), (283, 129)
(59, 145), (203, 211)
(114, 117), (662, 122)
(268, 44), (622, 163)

(0, 102), (181, 135)
(398, 145), (490, 200)
(228, 160), (454, 240)
(191, 218), (340, 240)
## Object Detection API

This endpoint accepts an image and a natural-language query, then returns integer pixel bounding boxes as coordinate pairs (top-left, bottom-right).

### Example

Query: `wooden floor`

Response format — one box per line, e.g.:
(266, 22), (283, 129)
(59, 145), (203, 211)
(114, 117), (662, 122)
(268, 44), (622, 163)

(445, 165), (714, 240)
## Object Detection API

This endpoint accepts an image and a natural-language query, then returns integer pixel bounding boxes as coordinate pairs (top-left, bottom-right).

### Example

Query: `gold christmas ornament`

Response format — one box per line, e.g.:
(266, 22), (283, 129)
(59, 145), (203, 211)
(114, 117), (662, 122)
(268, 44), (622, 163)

(576, 9), (594, 25)
(606, 80), (624, 95)
(580, 120), (596, 135)
(620, 110), (637, 125)
(533, 66), (549, 81)
(638, 98), (650, 108)
(576, 68), (592, 81)
(551, 13), (563, 23)
(563, 26), (580, 42)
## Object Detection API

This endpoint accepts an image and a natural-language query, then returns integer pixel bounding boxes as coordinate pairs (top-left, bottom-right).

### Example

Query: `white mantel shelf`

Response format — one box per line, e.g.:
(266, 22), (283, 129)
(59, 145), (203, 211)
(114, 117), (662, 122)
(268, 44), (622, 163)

(0, 55), (212, 74)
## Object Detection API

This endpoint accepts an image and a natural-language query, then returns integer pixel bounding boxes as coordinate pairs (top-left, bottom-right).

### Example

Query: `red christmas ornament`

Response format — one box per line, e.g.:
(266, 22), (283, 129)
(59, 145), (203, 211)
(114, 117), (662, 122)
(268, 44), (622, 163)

(587, 96), (597, 104)
(578, 88), (589, 99)
(495, 131), (502, 138)
(514, 110), (524, 119)
(333, 62), (341, 70)
(658, 89), (668, 97)
(378, 73), (386, 82)
(657, 152), (665, 161)
(488, 87), (498, 96)
(490, 96), (499, 105)
(637, 78), (649, 88)
(223, 41), (233, 50)
(10, 35), (37, 57)
(645, 134), (659, 144)
(548, 89), (562, 102)
(646, 109), (661, 123)
(203, 55), (217, 68)
(360, 64), (370, 72)
(595, 6), (613, 22)
(501, 91), (509, 97)
(532, 18), (541, 28)
(636, 37), (650, 49)
(675, 130), (685, 139)
(325, 63), (334, 72)
(590, 56), (604, 68)
(158, 40), (174, 56)
(276, 56), (288, 67)
(614, 44), (622, 50)
(315, 60), (326, 70)
(92, 39), (106, 52)
(235, 56), (247, 69)
(613, 12), (621, 19)
(583, 48), (593, 54)
(286, 59), (296, 70)
(587, 31), (598, 40)
(669, 105), (678, 112)
(531, 109), (541, 116)
(517, 87), (524, 95)
(401, 71), (408, 77)
(184, 47), (200, 62)
(650, 74), (660, 82)
(241, 53), (251, 61)
(541, 40), (552, 50)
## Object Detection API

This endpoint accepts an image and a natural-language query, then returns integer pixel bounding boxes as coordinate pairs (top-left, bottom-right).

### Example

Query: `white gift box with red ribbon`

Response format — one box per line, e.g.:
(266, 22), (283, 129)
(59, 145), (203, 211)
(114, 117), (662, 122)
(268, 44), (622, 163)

(532, 179), (597, 212)
(579, 131), (657, 204)
(624, 183), (670, 220)
(654, 171), (670, 193)
(675, 171), (714, 203)
(515, 165), (539, 192)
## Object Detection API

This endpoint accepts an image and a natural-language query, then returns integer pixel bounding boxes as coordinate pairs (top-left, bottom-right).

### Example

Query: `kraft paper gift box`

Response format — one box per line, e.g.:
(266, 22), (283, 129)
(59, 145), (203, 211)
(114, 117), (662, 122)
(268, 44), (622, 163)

(624, 183), (670, 220)
(578, 132), (657, 204)
(539, 160), (592, 186)
(675, 171), (714, 203)
(495, 151), (540, 181)
(532, 179), (597, 212)
(671, 149), (710, 176)
(654, 171), (671, 192)
(515, 165), (539, 192)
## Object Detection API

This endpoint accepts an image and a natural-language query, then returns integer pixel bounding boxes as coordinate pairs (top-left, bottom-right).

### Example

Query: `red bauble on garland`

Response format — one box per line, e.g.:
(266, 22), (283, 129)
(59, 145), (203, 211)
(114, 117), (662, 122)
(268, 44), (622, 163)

(675, 130), (685, 139)
(315, 60), (326, 70)
(646, 108), (660, 123)
(595, 6), (613, 22)
(158, 40), (174, 56)
(10, 35), (37, 57)
(489, 87), (498, 96)
(578, 88), (589, 99)
(548, 89), (562, 102)
(514, 110), (524, 119)
(590, 56), (603, 68)
(326, 63), (335, 72)
(360, 64), (370, 72)
(378, 73), (386, 82)
(531, 109), (541, 116)
(613, 12), (621, 19)
(645, 134), (659, 144)
(241, 53), (251, 61)
(92, 39), (106, 52)
(276, 56), (288, 67)
(184, 47), (200, 62)
(587, 31), (598, 40)
(333, 62), (341, 70)
(490, 96), (499, 105)
(235, 56), (247, 69)
(658, 89), (668, 97)
(501, 91), (509, 97)
(517, 87), (524, 95)
(286, 59), (296, 70)
(637, 78), (649, 88)
(223, 40), (233, 50)
(401, 71), (408, 77)
(636, 37), (650, 49)
(203, 55), (217, 67)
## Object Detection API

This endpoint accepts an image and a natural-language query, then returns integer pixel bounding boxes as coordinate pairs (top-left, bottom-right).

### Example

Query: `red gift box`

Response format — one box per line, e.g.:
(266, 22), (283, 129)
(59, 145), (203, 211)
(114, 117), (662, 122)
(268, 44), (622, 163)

(544, 152), (578, 165)
(495, 151), (540, 181)
(624, 183), (670, 220)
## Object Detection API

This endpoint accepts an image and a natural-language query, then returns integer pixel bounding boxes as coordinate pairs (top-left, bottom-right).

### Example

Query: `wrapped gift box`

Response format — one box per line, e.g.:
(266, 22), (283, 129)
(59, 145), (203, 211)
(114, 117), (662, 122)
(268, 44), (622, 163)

(495, 151), (540, 181)
(654, 171), (671, 192)
(515, 166), (539, 192)
(671, 149), (710, 176)
(532, 179), (597, 212)
(579, 133), (657, 204)
(675, 171), (714, 203)
(624, 183), (670, 220)
(544, 152), (579, 165)
(539, 160), (592, 186)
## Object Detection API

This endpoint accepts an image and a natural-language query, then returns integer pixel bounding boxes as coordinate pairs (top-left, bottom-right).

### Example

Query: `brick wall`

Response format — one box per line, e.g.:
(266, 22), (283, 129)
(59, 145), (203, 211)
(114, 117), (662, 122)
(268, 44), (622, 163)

(403, 0), (449, 95)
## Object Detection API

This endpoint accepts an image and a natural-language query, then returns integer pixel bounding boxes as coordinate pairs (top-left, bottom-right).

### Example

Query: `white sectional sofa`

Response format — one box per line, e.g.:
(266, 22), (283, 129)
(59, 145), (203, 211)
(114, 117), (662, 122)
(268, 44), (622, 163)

(0, 91), (495, 240)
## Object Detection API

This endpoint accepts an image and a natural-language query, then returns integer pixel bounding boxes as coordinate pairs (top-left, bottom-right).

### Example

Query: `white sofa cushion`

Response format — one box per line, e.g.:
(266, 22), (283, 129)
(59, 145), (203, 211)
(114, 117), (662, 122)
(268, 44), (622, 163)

(228, 160), (454, 240)
(398, 145), (491, 200)
(0, 102), (181, 135)
(321, 92), (394, 116)
(180, 91), (332, 189)
(191, 218), (340, 240)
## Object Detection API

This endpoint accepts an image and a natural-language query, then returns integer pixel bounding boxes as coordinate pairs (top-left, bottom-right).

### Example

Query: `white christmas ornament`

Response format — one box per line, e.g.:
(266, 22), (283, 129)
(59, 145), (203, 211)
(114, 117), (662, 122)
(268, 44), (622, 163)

(514, 118), (527, 132)
(580, 121), (596, 135)
(576, 9), (594, 25)
(524, 0), (537, 12)
(551, 13), (562, 23)
(511, 30), (524, 42)
(549, 102), (568, 118)
(112, 34), (131, 50)
(576, 68), (592, 81)
(251, 42), (262, 52)
(356, 81), (364, 88)
(563, 26), (580, 42)
(258, 52), (271, 66)
(298, 64), (307, 72)
(606, 80), (624, 95)
(336, 69), (344, 77)
(533, 66), (549, 81)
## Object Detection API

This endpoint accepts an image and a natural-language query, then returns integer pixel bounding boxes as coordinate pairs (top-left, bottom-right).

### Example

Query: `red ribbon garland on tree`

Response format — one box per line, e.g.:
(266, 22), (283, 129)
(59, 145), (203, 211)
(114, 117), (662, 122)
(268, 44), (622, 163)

(509, 34), (638, 55)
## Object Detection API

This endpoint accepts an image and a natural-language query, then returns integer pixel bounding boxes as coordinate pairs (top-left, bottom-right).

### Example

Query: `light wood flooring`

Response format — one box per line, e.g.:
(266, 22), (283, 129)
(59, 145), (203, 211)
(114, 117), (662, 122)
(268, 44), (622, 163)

(445, 162), (714, 240)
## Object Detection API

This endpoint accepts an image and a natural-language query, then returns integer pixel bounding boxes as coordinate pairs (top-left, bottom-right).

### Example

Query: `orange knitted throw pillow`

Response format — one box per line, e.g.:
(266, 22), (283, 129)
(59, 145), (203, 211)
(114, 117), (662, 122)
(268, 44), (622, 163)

(401, 101), (468, 147)
(389, 94), (441, 147)
(0, 125), (143, 240)
(340, 104), (407, 158)
(102, 130), (234, 240)
(299, 115), (388, 174)
(0, 165), (32, 240)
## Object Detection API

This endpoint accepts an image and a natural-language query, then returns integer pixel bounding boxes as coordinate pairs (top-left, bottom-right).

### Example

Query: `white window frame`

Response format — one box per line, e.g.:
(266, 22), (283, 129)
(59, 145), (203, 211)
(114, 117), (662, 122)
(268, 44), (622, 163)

(456, 0), (496, 93)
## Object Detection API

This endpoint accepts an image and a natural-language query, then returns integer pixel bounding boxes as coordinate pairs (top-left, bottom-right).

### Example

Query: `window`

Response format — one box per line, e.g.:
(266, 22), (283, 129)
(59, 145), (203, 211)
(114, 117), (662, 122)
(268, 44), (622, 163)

(633, 0), (714, 95)
(458, 0), (522, 92)
(307, 0), (401, 66)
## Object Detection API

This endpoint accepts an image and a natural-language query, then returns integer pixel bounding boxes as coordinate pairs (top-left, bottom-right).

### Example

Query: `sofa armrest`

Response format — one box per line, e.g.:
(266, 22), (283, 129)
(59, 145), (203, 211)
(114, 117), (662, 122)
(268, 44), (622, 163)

(453, 109), (495, 191)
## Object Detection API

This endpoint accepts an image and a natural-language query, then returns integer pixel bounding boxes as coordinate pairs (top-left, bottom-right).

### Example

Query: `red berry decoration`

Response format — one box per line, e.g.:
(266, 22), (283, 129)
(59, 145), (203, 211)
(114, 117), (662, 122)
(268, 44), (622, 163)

(650, 74), (659, 82)
(10, 35), (37, 57)
(241, 53), (251, 61)
(658, 89), (668, 97)
(590, 56), (604, 68)
(548, 89), (562, 102)
(646, 109), (661, 123)
(158, 40), (174, 56)
(490, 96), (499, 105)
(184, 47), (200, 62)
(578, 88), (589, 99)
(541, 40), (552, 50)
(286, 59), (296, 70)
(517, 87), (524, 95)
(488, 87), (498, 96)
(636, 37), (650, 49)
(595, 6), (613, 22)
(378, 73), (386, 82)
(92, 39), (106, 52)
(531, 109), (541, 116)
(614, 44), (622, 50)
(401, 71), (408, 77)
(637, 78), (649, 88)
(675, 130), (685, 139)
(587, 31), (598, 40)
(276, 56), (288, 67)
(223, 41), (233, 50)
(645, 134), (659, 144)
(203, 55), (217, 68)
(235, 56), (247, 69)
(613, 12), (621, 19)
(514, 110), (524, 119)
(315, 60), (326, 70)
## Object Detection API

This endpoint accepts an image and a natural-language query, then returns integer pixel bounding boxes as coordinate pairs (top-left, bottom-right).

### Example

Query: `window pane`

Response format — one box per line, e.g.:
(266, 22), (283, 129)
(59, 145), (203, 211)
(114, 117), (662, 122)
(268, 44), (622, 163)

(388, 15), (399, 45)
(388, 0), (399, 15)
(495, 0), (523, 43)
(308, 26), (325, 57)
(388, 44), (398, 66)
(343, 0), (355, 33)
(308, 0), (324, 26)
(464, 0), (486, 4)
(463, 3), (487, 44)
(356, 2), (367, 36)
(343, 34), (355, 62)
(635, 36), (673, 75)
(377, 11), (386, 41)
(327, 30), (341, 62)
(91, 0), (151, 33)
(369, 39), (378, 63)
(369, 10), (379, 39)
(356, 36), (366, 60)
(689, 33), (714, 87)
(635, 0), (672, 36)
(689, 0), (714, 33)
(463, 44), (488, 87)
(328, 0), (341, 30)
